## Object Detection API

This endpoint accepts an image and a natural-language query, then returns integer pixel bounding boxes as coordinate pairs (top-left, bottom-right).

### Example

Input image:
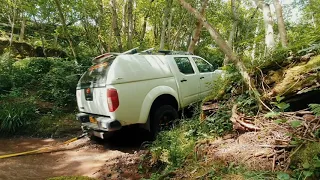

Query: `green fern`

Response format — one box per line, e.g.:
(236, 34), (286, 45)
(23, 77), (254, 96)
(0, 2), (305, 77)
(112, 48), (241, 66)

(309, 104), (320, 117)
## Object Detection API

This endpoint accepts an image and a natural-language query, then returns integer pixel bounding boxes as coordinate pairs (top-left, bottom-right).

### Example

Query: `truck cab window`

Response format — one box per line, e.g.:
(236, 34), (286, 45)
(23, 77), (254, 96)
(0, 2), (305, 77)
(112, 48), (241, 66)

(174, 57), (195, 74)
(193, 57), (214, 73)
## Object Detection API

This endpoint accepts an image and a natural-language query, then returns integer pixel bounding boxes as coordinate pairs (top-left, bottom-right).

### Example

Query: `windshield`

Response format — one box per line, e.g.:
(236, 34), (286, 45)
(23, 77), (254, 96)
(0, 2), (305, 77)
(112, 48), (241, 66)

(78, 58), (115, 88)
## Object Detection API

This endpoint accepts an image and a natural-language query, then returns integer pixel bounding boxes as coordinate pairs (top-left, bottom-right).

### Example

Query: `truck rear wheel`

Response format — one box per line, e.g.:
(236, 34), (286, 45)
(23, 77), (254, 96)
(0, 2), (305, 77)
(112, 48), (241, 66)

(151, 105), (178, 137)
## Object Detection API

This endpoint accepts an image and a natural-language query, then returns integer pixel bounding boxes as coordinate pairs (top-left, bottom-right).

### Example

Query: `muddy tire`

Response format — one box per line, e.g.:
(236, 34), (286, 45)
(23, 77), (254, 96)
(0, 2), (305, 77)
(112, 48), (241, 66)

(151, 105), (178, 138)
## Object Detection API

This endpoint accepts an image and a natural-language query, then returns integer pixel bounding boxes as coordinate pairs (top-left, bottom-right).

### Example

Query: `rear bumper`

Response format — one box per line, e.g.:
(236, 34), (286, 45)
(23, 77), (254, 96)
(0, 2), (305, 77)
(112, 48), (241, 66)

(76, 113), (122, 132)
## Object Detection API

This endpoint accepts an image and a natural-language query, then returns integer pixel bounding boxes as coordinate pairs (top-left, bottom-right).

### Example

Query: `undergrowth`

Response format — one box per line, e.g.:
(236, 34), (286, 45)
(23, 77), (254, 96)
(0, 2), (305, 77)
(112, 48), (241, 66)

(0, 53), (88, 136)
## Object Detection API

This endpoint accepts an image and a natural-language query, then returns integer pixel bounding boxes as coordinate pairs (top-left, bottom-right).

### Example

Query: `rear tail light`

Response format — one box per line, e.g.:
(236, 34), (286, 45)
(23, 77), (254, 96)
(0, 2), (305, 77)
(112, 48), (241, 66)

(107, 88), (119, 112)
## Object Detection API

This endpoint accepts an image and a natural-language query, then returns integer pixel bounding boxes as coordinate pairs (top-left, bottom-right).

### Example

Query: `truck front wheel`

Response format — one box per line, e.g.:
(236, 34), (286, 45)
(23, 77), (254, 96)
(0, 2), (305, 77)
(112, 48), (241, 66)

(151, 105), (178, 137)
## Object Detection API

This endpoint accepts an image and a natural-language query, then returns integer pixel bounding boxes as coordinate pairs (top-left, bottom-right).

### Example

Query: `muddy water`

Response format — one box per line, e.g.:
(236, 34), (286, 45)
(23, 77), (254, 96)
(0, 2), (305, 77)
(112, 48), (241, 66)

(0, 128), (150, 180)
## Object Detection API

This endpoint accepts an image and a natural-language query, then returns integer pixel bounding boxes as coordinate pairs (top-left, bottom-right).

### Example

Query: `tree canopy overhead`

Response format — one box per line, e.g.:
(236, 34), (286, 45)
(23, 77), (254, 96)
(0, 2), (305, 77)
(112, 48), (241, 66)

(0, 0), (317, 61)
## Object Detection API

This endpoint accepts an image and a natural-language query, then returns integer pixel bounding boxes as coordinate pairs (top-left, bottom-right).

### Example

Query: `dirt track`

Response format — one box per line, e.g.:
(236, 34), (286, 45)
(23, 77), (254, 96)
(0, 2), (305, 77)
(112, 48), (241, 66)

(0, 128), (151, 180)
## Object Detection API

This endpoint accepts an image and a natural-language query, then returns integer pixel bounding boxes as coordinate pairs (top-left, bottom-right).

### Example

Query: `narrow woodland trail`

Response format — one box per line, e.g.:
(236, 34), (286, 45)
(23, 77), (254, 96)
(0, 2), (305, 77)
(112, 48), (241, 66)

(0, 128), (150, 180)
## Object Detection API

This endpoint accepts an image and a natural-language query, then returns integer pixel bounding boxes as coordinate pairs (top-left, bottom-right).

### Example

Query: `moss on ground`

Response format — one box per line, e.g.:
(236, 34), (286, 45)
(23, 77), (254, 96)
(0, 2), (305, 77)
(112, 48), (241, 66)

(270, 55), (320, 97)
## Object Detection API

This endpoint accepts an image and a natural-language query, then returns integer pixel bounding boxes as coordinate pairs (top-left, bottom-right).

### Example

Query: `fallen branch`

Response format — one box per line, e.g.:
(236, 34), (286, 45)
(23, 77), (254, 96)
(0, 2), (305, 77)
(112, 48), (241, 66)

(230, 105), (261, 131)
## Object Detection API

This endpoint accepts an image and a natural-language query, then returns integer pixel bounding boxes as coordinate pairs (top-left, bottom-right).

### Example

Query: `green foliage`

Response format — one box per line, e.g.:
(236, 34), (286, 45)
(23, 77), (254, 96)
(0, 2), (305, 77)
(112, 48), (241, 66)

(205, 105), (233, 136)
(0, 54), (84, 136)
(271, 96), (290, 112)
(290, 120), (303, 128)
(309, 104), (320, 117)
(276, 172), (290, 180)
(0, 53), (14, 93)
(204, 65), (243, 102)
(0, 97), (37, 135)
(236, 92), (259, 116)
(38, 60), (79, 106)
(150, 120), (196, 170)
(149, 102), (233, 177)
(291, 142), (320, 179)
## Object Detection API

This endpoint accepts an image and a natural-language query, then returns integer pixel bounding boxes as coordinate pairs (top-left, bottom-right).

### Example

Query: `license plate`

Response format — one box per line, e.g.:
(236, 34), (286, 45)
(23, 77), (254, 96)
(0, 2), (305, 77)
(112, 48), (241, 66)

(89, 117), (97, 123)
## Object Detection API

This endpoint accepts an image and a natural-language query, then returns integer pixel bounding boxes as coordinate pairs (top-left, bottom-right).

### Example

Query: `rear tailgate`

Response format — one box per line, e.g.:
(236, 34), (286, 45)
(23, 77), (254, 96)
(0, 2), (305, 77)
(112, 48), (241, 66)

(77, 87), (110, 116)
(77, 57), (116, 116)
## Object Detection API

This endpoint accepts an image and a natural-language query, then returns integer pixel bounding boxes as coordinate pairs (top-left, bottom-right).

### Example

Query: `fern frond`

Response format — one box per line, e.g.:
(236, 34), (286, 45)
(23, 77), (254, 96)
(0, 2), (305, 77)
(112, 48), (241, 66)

(309, 104), (320, 117)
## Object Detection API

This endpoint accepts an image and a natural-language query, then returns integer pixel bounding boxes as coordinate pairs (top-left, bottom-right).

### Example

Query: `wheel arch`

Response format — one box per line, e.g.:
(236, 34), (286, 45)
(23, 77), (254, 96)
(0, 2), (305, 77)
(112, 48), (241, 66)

(138, 86), (179, 124)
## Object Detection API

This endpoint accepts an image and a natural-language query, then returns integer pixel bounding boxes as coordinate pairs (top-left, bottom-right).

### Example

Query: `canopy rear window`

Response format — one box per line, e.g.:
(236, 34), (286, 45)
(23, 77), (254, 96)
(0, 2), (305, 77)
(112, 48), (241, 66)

(78, 58), (115, 88)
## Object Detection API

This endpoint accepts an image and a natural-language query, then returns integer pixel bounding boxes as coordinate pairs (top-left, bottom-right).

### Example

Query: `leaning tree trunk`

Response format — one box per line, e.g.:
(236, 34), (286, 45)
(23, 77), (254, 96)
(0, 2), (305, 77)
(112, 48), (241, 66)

(54, 0), (77, 59)
(188, 0), (208, 54)
(273, 0), (288, 47)
(178, 0), (265, 108)
(110, 0), (123, 52)
(160, 0), (173, 50)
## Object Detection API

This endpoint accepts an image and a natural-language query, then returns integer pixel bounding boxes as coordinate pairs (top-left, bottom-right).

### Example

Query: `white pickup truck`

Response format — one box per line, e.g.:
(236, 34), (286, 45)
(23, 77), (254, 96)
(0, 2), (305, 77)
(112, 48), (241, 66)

(76, 50), (221, 139)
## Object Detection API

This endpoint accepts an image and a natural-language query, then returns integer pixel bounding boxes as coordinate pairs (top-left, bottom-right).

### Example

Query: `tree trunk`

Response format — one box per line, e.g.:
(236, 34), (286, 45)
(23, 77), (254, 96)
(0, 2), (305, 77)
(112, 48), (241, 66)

(254, 0), (275, 50)
(19, 15), (26, 42)
(167, 9), (174, 49)
(178, 0), (262, 106)
(188, 0), (208, 54)
(224, 0), (239, 65)
(122, 0), (128, 46)
(263, 3), (275, 49)
(251, 25), (259, 61)
(110, 0), (123, 52)
(54, 0), (77, 58)
(127, 0), (133, 49)
(8, 11), (16, 47)
(140, 14), (148, 43)
(160, 0), (173, 50)
(273, 0), (288, 47)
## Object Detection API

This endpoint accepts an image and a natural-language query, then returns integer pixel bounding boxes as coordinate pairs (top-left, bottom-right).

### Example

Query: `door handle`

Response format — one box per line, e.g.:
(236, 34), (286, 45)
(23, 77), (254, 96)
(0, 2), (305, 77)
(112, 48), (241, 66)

(200, 76), (205, 79)
(181, 79), (187, 82)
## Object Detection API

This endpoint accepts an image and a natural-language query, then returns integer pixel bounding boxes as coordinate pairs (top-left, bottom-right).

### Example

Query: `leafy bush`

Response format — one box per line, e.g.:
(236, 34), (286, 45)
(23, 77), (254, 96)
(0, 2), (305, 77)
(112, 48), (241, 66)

(291, 142), (320, 179)
(0, 53), (14, 93)
(204, 64), (243, 103)
(0, 98), (37, 135)
(0, 55), (86, 136)
(150, 120), (196, 171)
(39, 60), (79, 106)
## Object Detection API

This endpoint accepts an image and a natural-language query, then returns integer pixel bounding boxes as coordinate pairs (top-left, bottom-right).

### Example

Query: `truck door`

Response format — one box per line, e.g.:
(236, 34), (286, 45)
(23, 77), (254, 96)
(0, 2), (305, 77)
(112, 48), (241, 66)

(192, 57), (218, 98)
(173, 57), (200, 107)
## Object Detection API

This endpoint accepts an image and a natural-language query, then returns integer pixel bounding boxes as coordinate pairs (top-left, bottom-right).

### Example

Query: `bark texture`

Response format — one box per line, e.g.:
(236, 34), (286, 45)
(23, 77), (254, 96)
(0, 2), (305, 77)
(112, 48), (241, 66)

(127, 0), (133, 49)
(160, 0), (173, 50)
(254, 0), (275, 49)
(273, 0), (288, 47)
(187, 0), (208, 54)
(110, 0), (123, 52)
(19, 16), (26, 42)
(224, 0), (239, 65)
